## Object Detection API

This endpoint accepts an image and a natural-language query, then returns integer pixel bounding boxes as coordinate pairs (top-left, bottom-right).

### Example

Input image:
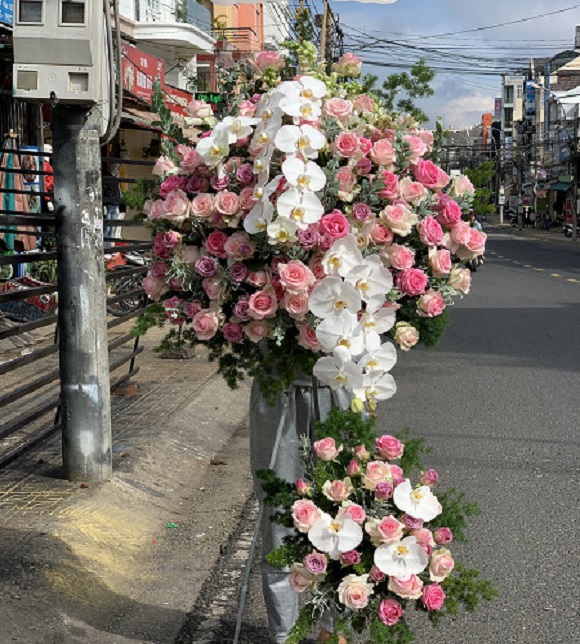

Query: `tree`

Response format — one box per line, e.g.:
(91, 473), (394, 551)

(362, 59), (436, 124)
(465, 161), (496, 219)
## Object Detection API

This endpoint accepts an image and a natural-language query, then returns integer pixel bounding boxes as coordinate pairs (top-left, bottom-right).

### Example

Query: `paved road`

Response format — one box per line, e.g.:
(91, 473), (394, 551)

(181, 233), (580, 644)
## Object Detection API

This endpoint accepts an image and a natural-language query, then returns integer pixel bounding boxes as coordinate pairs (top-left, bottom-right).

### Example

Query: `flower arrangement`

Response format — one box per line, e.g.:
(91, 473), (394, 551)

(135, 44), (485, 408)
(257, 409), (497, 643)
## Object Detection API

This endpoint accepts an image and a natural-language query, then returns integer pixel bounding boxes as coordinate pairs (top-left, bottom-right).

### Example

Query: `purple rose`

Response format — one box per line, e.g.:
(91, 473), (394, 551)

(355, 157), (372, 176)
(297, 226), (318, 250)
(236, 163), (256, 186)
(229, 262), (248, 282)
(401, 514), (424, 530)
(433, 527), (453, 545)
(340, 550), (361, 567)
(195, 256), (218, 278)
(304, 553), (327, 575)
(317, 232), (334, 251)
(159, 174), (188, 198)
(375, 481), (394, 501)
(186, 174), (208, 194)
(210, 174), (230, 191)
(150, 261), (168, 279)
(351, 202), (372, 221)
(183, 301), (201, 318)
(233, 299), (251, 322)
(222, 322), (243, 343)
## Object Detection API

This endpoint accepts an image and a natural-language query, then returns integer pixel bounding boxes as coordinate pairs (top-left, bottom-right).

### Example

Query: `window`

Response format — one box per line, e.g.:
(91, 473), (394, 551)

(18, 0), (43, 23)
(61, 1), (85, 24)
(504, 86), (514, 104)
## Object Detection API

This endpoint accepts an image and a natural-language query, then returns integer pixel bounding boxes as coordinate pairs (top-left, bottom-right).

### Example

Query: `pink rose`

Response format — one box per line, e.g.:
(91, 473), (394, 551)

(289, 564), (315, 593)
(433, 527), (453, 545)
(244, 319), (271, 342)
(284, 292), (309, 319)
(449, 220), (471, 246)
(195, 256), (217, 278)
(295, 479), (311, 495)
(191, 309), (219, 340)
(402, 514), (424, 530)
(205, 230), (228, 258)
(417, 129), (434, 152)
(384, 244), (415, 271)
(378, 598), (404, 626)
(390, 464), (403, 480)
(239, 100), (257, 117)
(215, 190), (240, 216)
(394, 322), (419, 351)
(377, 515), (405, 544)
(399, 177), (428, 205)
(375, 435), (404, 460)
(337, 574), (374, 610)
(150, 261), (168, 279)
(353, 94), (375, 114)
(333, 132), (360, 158)
(324, 97), (354, 122)
(448, 266), (471, 294)
(429, 548), (454, 582)
(202, 277), (223, 301)
(143, 275), (169, 301)
(291, 499), (320, 533)
(248, 290), (278, 319)
(403, 134), (428, 165)
(229, 261), (250, 282)
(304, 553), (327, 575)
(397, 268), (429, 297)
(160, 230), (181, 250)
(190, 193), (214, 218)
(322, 478), (353, 503)
(319, 211), (349, 239)
(333, 53), (362, 77)
(388, 575), (424, 600)
(224, 231), (254, 260)
(298, 322), (320, 351)
(178, 146), (202, 173)
(187, 174), (209, 194)
(422, 583), (446, 611)
(278, 260), (315, 293)
(222, 322), (243, 343)
(340, 550), (362, 566)
(457, 228), (486, 260)
(313, 437), (343, 461)
(236, 163), (256, 186)
(186, 99), (212, 119)
(413, 160), (450, 191)
(336, 167), (356, 197)
(354, 444), (370, 461)
(429, 249), (452, 277)
(233, 298), (251, 322)
(370, 224), (394, 246)
(346, 459), (360, 477)
(164, 189), (190, 222)
(380, 204), (417, 236)
(370, 139), (396, 167)
(246, 270), (268, 288)
(420, 469), (439, 486)
(358, 137), (372, 155)
(338, 503), (366, 525)
(254, 50), (285, 71)
(152, 155), (176, 177)
(159, 174), (187, 198)
(239, 186), (256, 212)
(418, 216), (444, 247)
(435, 194), (463, 228)
(417, 289), (446, 317)
(378, 171), (399, 200)
(410, 527), (435, 555)
(363, 460), (392, 490)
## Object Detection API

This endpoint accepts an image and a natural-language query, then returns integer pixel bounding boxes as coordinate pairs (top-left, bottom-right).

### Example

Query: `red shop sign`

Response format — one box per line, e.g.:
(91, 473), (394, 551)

(165, 84), (192, 117)
(122, 43), (165, 101)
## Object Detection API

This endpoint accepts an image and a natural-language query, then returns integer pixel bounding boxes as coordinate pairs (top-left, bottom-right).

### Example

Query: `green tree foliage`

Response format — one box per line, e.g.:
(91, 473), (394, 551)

(465, 161), (496, 219)
(363, 59), (436, 124)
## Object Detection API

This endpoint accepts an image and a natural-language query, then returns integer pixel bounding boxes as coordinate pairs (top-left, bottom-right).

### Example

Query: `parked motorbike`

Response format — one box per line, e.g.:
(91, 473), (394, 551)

(563, 223), (580, 238)
(507, 212), (519, 227)
(105, 248), (149, 316)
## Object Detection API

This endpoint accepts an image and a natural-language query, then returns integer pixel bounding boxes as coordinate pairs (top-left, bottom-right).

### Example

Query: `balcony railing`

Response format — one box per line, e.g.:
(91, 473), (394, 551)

(212, 27), (259, 53)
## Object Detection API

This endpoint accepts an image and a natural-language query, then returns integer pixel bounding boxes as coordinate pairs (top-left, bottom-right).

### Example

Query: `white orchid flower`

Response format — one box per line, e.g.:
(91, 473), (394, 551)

(358, 341), (397, 377)
(393, 479), (442, 522)
(280, 96), (323, 122)
(276, 188), (324, 228)
(308, 510), (363, 560)
(356, 308), (397, 353)
(316, 309), (365, 356)
(274, 124), (326, 159)
(279, 77), (328, 101)
(345, 255), (393, 308)
(267, 216), (298, 245)
(313, 346), (364, 392)
(374, 536), (429, 580)
(244, 200), (273, 234)
(309, 276), (361, 319)
(213, 115), (259, 145)
(252, 147), (274, 180)
(196, 130), (230, 168)
(322, 235), (363, 278)
(282, 157), (326, 193)
(353, 371), (397, 404)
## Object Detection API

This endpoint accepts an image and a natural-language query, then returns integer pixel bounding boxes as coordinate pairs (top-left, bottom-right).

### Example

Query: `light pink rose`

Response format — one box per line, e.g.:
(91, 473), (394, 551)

(429, 249), (452, 277)
(246, 270), (268, 288)
(224, 231), (254, 260)
(375, 435), (404, 460)
(420, 469), (439, 486)
(353, 94), (375, 114)
(148, 199), (167, 220)
(338, 503), (366, 525)
(451, 173), (475, 197)
(417, 129), (434, 152)
(384, 244), (415, 271)
(429, 548), (454, 582)
(449, 220), (471, 246)
(457, 229), (486, 260)
(324, 97), (354, 122)
(313, 437), (343, 461)
(413, 160), (450, 191)
(244, 319), (271, 342)
(191, 309), (219, 340)
(278, 260), (315, 293)
(202, 277), (223, 301)
(378, 171), (399, 200)
(164, 189), (190, 222)
(393, 322), (419, 351)
(175, 244), (200, 266)
(435, 194), (463, 228)
(336, 167), (356, 197)
(248, 289), (278, 319)
(143, 275), (169, 301)
(397, 268), (429, 297)
(238, 99), (257, 117)
(291, 499), (320, 533)
(399, 177), (428, 205)
(353, 445), (370, 461)
(297, 322), (320, 351)
(448, 266), (471, 294)
(380, 204), (417, 236)
(191, 193), (214, 218)
(284, 291), (309, 319)
(377, 515), (405, 544)
(418, 216), (444, 247)
(289, 563), (315, 593)
(152, 155), (176, 177)
(337, 574), (373, 610)
(403, 135), (428, 165)
(295, 479), (311, 496)
(322, 478), (353, 503)
(346, 459), (360, 477)
(186, 99), (212, 119)
(254, 50), (285, 71)
(433, 527), (453, 545)
(333, 53), (362, 77)
(370, 138), (396, 167)
(363, 460), (392, 490)
(178, 146), (202, 173)
(417, 289), (446, 317)
(378, 598), (403, 626)
(333, 132), (360, 158)
(388, 574), (424, 600)
(422, 583), (446, 610)
(239, 186), (256, 212)
(215, 190), (240, 216)
(410, 527), (435, 555)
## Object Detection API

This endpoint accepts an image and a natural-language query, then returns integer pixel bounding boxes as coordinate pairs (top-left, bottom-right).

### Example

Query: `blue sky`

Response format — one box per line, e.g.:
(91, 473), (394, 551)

(330, 0), (580, 127)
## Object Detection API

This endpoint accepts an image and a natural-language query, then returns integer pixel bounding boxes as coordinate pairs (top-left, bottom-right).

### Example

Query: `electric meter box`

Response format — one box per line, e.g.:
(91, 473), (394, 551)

(12, 1), (104, 104)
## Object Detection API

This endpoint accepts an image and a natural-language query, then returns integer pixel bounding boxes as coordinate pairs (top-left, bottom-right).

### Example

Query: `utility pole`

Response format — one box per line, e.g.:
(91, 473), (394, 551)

(52, 106), (112, 482)
(320, 0), (329, 64)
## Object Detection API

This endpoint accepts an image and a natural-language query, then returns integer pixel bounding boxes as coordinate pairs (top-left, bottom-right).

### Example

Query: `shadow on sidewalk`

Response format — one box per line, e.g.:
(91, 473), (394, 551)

(0, 527), (185, 643)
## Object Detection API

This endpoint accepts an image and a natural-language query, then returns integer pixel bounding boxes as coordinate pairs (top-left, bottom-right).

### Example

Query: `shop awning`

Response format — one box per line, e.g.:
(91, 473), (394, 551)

(121, 107), (161, 131)
(551, 182), (573, 191)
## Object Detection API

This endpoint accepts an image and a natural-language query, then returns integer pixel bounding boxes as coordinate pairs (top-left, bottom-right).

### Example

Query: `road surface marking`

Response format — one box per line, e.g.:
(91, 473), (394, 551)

(550, 273), (562, 277)
(534, 268), (545, 272)
(568, 278), (579, 283)
(513, 261), (522, 265)
(524, 264), (532, 268)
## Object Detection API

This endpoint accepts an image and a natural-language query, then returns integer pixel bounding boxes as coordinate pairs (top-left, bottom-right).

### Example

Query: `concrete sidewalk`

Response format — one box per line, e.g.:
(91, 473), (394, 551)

(0, 325), (254, 643)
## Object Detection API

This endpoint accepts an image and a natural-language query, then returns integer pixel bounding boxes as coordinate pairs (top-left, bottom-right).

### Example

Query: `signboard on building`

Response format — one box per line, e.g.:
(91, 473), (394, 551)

(504, 136), (513, 160)
(0, 0), (13, 26)
(122, 44), (165, 102)
(525, 82), (536, 120)
(494, 98), (502, 117)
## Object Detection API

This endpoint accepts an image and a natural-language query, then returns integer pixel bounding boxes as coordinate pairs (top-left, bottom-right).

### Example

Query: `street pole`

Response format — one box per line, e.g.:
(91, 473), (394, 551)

(573, 104), (578, 242)
(52, 106), (112, 483)
(320, 0), (328, 65)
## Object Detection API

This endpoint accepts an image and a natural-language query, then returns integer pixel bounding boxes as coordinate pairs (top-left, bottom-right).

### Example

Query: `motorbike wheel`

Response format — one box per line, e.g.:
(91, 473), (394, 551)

(564, 230), (572, 238)
(107, 274), (146, 317)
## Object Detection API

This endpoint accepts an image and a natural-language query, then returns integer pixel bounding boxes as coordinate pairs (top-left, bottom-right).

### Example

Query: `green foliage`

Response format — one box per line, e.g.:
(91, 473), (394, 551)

(439, 563), (499, 620)
(131, 302), (165, 338)
(398, 300), (452, 348)
(430, 119), (450, 166)
(30, 259), (57, 283)
(286, 606), (316, 644)
(397, 428), (430, 476)
(256, 468), (296, 528)
(151, 79), (187, 145)
(369, 616), (416, 644)
(122, 178), (158, 214)
(265, 543), (305, 569)
(465, 161), (496, 219)
(430, 488), (481, 543)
